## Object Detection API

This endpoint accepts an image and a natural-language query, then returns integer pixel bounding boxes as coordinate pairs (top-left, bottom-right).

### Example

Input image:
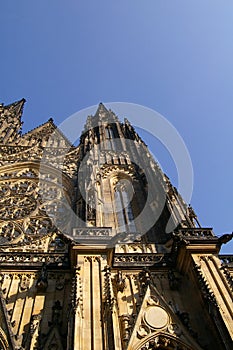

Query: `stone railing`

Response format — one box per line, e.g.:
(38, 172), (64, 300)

(219, 255), (233, 266)
(177, 228), (215, 238)
(113, 253), (168, 267)
(0, 253), (69, 267)
(73, 227), (112, 239)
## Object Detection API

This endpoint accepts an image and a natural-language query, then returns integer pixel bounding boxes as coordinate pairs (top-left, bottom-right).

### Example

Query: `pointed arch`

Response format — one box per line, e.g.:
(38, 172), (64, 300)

(133, 332), (197, 350)
(112, 174), (136, 233)
(104, 125), (116, 150)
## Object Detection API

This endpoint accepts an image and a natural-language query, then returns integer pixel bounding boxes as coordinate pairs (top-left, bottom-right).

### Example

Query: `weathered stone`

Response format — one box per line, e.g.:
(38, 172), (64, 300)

(0, 100), (232, 350)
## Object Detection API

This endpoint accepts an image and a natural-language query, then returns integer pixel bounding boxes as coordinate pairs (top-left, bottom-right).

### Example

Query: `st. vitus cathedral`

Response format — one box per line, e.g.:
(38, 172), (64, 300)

(0, 99), (232, 350)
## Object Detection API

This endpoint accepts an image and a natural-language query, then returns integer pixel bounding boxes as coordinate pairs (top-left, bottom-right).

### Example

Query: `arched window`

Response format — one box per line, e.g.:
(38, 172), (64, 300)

(114, 178), (136, 232)
(105, 126), (115, 150)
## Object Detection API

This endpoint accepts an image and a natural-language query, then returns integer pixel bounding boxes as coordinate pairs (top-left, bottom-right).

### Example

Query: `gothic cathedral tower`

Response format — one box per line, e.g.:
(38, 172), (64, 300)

(0, 100), (232, 350)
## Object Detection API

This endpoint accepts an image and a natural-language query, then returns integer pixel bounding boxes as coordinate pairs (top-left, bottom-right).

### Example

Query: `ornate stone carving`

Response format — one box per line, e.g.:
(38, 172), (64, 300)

(137, 334), (191, 350)
(0, 252), (69, 266)
(0, 100), (232, 350)
(71, 266), (83, 318)
(36, 264), (48, 292)
(193, 264), (218, 306)
(114, 253), (165, 267)
(177, 228), (215, 238)
(19, 274), (31, 292)
(120, 314), (131, 343)
(168, 270), (181, 290)
(220, 265), (233, 292)
(139, 269), (152, 292)
(30, 314), (42, 335)
(103, 265), (115, 312)
(73, 227), (112, 237)
(114, 270), (126, 293)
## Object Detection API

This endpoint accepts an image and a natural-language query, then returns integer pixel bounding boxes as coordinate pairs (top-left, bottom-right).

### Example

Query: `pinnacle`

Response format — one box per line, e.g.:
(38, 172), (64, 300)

(95, 102), (109, 116)
(0, 98), (26, 120)
(6, 98), (26, 110)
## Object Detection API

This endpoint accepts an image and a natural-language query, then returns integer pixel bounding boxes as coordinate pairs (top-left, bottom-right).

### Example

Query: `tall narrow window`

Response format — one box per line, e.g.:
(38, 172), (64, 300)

(105, 126), (115, 150)
(114, 178), (136, 232)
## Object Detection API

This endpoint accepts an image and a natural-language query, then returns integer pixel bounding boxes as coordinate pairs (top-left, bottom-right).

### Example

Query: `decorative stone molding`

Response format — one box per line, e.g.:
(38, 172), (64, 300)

(0, 252), (69, 267)
(113, 253), (166, 267)
(177, 228), (215, 238)
(193, 263), (218, 306)
(73, 227), (112, 237)
(114, 270), (126, 293)
(103, 265), (115, 312)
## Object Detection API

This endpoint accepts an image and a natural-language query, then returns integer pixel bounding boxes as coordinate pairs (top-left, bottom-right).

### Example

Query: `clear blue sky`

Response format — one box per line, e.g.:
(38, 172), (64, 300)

(1, 1), (232, 253)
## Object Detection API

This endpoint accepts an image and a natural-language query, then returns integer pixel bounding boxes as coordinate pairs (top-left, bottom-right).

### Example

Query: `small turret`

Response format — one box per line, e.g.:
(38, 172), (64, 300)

(0, 98), (25, 144)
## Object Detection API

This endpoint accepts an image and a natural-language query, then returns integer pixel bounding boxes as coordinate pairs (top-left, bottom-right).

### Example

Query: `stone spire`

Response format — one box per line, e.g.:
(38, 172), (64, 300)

(0, 98), (25, 144)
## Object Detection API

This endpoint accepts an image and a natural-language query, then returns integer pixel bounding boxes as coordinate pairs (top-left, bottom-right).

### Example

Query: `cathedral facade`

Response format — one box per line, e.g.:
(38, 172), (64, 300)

(0, 99), (232, 350)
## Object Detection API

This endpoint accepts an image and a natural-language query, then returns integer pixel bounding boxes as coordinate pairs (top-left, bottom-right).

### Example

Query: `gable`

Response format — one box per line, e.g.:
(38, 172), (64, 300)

(126, 285), (203, 350)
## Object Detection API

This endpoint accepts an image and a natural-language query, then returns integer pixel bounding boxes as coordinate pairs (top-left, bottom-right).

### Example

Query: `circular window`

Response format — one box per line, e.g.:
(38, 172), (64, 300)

(144, 306), (169, 329)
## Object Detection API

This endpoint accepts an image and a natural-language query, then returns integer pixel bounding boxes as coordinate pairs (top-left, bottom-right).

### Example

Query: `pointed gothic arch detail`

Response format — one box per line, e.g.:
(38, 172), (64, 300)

(104, 125), (116, 150)
(112, 174), (137, 233)
(134, 332), (196, 350)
